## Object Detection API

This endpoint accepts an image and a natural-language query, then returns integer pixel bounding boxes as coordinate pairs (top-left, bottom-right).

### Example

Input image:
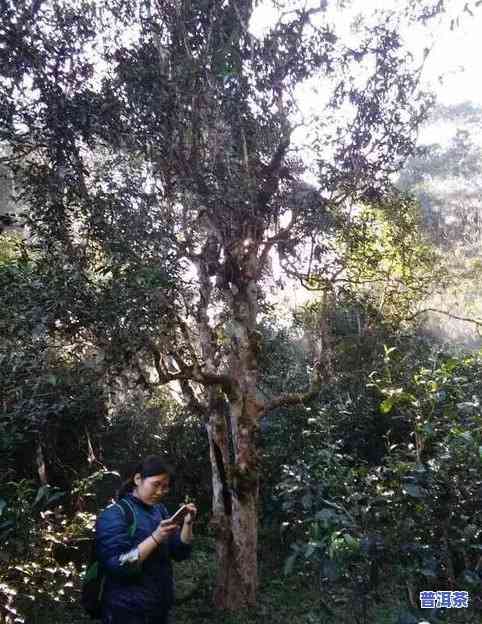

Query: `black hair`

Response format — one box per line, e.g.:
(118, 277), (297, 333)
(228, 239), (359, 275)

(118, 455), (173, 499)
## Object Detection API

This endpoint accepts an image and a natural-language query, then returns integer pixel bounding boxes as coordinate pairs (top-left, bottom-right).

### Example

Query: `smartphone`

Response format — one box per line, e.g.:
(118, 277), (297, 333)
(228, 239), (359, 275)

(164, 505), (190, 526)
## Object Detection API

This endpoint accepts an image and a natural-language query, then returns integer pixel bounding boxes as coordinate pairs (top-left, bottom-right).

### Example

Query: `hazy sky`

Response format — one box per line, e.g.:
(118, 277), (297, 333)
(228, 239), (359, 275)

(248, 1), (482, 312)
(249, 1), (482, 108)
(417, 6), (482, 106)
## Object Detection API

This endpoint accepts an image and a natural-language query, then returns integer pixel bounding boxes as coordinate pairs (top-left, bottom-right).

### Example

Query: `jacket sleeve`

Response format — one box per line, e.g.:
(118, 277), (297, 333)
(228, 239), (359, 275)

(168, 529), (193, 562)
(95, 504), (142, 578)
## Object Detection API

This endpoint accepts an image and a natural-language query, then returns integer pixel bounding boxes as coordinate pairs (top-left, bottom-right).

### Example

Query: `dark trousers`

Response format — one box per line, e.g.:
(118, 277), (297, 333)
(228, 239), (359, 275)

(101, 606), (170, 624)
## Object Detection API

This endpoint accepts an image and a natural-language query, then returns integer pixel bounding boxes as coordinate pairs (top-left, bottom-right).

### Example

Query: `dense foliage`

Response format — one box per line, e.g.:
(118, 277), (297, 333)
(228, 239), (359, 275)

(277, 344), (482, 622)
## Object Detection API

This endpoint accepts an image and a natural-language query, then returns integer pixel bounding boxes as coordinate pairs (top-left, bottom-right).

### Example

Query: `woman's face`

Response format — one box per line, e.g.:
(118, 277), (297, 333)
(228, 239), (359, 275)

(133, 472), (170, 506)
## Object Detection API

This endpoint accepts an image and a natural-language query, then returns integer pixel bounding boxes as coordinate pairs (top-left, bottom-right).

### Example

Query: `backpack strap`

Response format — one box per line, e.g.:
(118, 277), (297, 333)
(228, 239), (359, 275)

(116, 498), (137, 538)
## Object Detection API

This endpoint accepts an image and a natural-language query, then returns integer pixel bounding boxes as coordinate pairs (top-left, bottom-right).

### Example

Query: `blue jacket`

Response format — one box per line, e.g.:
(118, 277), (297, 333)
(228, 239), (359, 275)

(95, 494), (192, 614)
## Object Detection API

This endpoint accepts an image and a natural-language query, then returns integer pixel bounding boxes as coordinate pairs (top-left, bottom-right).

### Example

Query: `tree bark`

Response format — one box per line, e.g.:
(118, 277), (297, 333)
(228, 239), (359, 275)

(215, 486), (258, 609)
(208, 395), (260, 609)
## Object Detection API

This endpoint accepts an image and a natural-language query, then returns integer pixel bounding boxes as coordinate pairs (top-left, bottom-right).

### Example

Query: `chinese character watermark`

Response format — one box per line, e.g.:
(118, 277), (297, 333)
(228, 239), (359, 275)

(420, 591), (469, 609)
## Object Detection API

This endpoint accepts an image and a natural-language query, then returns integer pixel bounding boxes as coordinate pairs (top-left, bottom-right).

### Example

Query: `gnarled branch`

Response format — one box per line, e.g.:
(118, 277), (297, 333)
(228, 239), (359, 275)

(405, 307), (482, 327)
(264, 364), (322, 413)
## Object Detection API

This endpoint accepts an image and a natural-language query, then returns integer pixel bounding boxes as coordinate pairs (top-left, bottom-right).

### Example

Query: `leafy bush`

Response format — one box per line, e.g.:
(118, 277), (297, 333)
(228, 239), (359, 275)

(278, 347), (482, 621)
(0, 481), (81, 624)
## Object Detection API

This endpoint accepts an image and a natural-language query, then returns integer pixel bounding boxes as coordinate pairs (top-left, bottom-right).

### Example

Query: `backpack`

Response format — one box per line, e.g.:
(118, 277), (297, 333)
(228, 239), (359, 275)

(81, 498), (137, 619)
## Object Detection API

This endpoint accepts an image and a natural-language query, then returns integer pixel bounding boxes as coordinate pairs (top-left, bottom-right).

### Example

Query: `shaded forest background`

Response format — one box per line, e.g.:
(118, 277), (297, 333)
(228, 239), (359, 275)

(1, 1), (482, 624)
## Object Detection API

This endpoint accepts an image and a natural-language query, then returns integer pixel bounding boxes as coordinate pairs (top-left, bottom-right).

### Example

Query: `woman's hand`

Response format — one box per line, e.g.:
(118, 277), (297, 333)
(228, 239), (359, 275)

(183, 503), (197, 526)
(180, 504), (196, 545)
(136, 520), (177, 562)
(152, 521), (178, 544)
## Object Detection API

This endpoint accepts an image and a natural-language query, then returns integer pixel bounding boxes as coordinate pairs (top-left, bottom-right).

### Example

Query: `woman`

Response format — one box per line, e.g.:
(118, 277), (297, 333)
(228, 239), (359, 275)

(95, 455), (196, 624)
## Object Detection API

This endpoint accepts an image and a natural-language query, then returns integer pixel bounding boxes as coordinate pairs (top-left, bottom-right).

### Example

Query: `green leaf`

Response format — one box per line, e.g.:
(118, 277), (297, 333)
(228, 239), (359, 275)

(383, 346), (397, 356)
(443, 358), (459, 373)
(379, 398), (394, 414)
(343, 534), (359, 549)
(0, 498), (6, 516)
(399, 392), (416, 403)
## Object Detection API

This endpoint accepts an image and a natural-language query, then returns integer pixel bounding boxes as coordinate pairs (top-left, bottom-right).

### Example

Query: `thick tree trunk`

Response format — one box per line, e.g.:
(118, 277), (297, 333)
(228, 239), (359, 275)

(189, 237), (319, 608)
(208, 399), (259, 609)
(214, 488), (258, 609)
(215, 264), (261, 606)
(190, 225), (271, 608)
(206, 265), (261, 609)
(204, 378), (260, 608)
(206, 391), (232, 600)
